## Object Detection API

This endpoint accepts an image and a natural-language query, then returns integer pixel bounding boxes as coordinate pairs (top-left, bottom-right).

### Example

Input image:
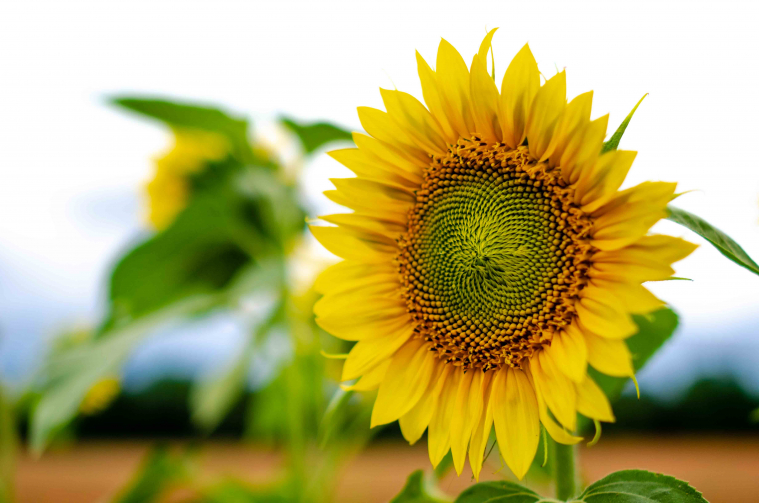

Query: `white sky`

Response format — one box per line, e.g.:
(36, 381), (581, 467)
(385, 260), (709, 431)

(1, 0), (758, 387)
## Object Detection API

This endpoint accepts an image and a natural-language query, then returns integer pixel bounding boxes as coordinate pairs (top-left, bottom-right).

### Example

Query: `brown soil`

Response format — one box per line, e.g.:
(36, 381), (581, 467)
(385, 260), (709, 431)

(12, 435), (759, 502)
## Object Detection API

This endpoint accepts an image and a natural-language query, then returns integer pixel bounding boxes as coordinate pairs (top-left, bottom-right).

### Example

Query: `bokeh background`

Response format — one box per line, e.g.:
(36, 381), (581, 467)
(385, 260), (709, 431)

(2, 0), (759, 502)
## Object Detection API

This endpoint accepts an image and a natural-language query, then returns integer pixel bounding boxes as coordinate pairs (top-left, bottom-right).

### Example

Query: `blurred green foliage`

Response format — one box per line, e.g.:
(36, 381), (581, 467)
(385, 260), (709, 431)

(13, 97), (366, 503)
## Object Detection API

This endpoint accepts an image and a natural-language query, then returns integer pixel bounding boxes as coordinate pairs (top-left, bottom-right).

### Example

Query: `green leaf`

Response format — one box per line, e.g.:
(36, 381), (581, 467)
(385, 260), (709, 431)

(317, 387), (355, 448)
(112, 97), (253, 158)
(103, 175), (296, 330)
(601, 94), (647, 154)
(30, 297), (213, 453)
(196, 479), (290, 503)
(582, 308), (679, 432)
(576, 469), (707, 502)
(280, 117), (353, 154)
(667, 205), (759, 276)
(190, 296), (285, 432)
(454, 480), (542, 503)
(111, 446), (190, 503)
(391, 470), (449, 503)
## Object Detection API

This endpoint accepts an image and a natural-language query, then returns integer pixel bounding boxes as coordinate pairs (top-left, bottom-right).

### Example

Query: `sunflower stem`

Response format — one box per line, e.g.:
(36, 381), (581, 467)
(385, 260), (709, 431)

(552, 441), (577, 500)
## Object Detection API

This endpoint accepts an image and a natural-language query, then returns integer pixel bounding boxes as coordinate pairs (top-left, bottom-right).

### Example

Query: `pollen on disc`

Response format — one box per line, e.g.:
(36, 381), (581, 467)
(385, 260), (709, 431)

(398, 138), (595, 371)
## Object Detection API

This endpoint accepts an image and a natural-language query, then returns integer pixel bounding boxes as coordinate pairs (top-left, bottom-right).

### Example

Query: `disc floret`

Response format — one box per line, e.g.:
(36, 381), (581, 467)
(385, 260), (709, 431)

(398, 138), (595, 371)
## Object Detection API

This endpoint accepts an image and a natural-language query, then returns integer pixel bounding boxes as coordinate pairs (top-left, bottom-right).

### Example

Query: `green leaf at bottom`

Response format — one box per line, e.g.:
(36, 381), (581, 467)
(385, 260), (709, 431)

(454, 480), (542, 503)
(391, 470), (448, 503)
(577, 469), (707, 502)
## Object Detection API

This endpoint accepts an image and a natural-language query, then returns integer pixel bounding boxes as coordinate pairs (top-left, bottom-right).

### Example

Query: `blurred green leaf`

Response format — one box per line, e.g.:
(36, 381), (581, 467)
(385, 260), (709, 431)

(576, 470), (707, 502)
(318, 388), (355, 448)
(31, 297), (213, 453)
(190, 297), (286, 432)
(667, 205), (759, 276)
(111, 446), (190, 503)
(0, 388), (15, 503)
(113, 97), (254, 159)
(281, 117), (353, 154)
(453, 480), (540, 503)
(582, 308), (679, 433)
(103, 172), (300, 331)
(196, 479), (290, 503)
(601, 94), (646, 154)
(390, 470), (449, 503)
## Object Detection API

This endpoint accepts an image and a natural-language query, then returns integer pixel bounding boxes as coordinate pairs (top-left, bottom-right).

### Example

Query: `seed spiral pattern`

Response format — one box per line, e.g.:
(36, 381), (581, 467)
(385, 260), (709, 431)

(398, 138), (596, 371)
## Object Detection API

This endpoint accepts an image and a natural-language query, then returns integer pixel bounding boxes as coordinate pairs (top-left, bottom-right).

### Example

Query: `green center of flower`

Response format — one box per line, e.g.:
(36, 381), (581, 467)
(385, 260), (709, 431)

(398, 141), (594, 370)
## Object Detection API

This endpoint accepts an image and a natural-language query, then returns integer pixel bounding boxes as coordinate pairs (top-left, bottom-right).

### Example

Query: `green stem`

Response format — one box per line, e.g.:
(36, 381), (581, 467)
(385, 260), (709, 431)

(552, 441), (577, 500)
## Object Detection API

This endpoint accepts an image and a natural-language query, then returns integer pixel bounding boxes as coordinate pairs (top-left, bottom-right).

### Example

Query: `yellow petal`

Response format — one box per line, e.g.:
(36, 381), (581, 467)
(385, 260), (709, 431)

(310, 225), (397, 262)
(326, 177), (415, 221)
(314, 287), (401, 319)
(528, 363), (582, 445)
(499, 44), (540, 149)
(540, 91), (593, 165)
(469, 54), (502, 143)
(576, 150), (637, 212)
(546, 324), (587, 383)
(591, 181), (676, 251)
(584, 279), (664, 315)
(352, 133), (425, 180)
(314, 260), (397, 295)
(320, 213), (406, 243)
(398, 360), (444, 444)
(317, 310), (409, 342)
(372, 340), (437, 427)
(525, 70), (566, 159)
(328, 148), (421, 188)
(576, 375), (615, 422)
(477, 28), (498, 62)
(492, 367), (540, 480)
(341, 324), (414, 380)
(357, 106), (428, 163)
(341, 359), (390, 391)
(559, 114), (609, 185)
(582, 328), (635, 378)
(428, 369), (460, 467)
(450, 370), (476, 475)
(590, 235), (698, 282)
(380, 88), (447, 155)
(469, 372), (494, 481)
(436, 39), (475, 137)
(531, 351), (576, 431)
(575, 296), (638, 340)
(416, 51), (458, 143)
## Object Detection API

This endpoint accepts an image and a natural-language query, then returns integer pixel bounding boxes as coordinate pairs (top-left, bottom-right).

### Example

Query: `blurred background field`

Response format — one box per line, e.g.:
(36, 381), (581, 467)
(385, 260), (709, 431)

(2, 0), (759, 502)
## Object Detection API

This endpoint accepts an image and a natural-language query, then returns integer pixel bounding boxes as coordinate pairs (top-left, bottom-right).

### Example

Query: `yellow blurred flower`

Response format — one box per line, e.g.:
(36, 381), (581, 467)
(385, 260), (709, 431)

(80, 377), (121, 416)
(146, 129), (230, 229)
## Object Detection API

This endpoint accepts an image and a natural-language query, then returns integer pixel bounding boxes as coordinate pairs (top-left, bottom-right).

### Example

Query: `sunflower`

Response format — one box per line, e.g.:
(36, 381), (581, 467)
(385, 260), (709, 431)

(311, 30), (696, 480)
(79, 376), (120, 415)
(145, 128), (229, 229)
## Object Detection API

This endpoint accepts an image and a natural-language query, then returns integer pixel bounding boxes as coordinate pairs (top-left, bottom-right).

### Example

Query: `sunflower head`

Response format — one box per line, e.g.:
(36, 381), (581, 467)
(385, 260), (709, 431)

(79, 376), (120, 416)
(146, 128), (229, 229)
(312, 30), (696, 480)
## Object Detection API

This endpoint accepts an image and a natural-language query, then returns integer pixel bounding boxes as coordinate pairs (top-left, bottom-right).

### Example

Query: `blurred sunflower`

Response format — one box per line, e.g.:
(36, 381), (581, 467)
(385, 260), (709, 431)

(311, 30), (696, 480)
(145, 128), (229, 229)
(79, 376), (120, 416)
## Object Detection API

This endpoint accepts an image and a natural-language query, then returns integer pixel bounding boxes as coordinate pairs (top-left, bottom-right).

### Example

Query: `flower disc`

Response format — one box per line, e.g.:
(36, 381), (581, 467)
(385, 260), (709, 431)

(400, 141), (593, 370)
